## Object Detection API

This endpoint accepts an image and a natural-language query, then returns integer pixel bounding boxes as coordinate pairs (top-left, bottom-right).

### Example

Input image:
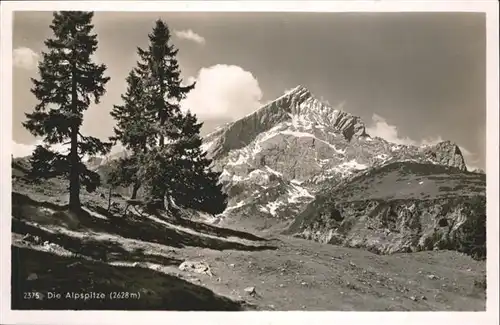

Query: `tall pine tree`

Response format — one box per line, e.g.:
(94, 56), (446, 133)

(109, 70), (154, 199)
(137, 19), (195, 148)
(110, 18), (227, 216)
(134, 19), (195, 209)
(23, 11), (111, 211)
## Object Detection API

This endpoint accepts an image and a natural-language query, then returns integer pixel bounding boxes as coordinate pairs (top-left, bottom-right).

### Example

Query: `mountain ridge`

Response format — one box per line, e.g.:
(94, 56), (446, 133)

(203, 85), (370, 160)
(197, 85), (469, 230)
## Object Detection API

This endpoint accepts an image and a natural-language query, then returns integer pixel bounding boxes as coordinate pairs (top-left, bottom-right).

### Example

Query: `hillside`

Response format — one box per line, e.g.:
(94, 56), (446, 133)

(11, 168), (486, 311)
(286, 161), (486, 258)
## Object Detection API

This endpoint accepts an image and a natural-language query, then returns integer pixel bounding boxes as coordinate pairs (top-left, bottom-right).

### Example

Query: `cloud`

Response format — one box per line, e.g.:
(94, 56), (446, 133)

(12, 140), (71, 159)
(174, 29), (206, 45)
(458, 146), (482, 171)
(13, 47), (39, 70)
(181, 64), (263, 120)
(365, 114), (481, 170)
(12, 139), (125, 163)
(366, 114), (417, 146)
(12, 141), (39, 158)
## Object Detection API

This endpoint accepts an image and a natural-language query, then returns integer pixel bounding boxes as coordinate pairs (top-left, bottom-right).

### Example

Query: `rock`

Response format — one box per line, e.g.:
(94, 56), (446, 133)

(244, 286), (256, 295)
(27, 273), (38, 281)
(279, 284), (285, 288)
(67, 261), (81, 268)
(421, 295), (427, 300)
(427, 274), (438, 280)
(229, 263), (235, 267)
(288, 179), (485, 258)
(179, 261), (213, 277)
(410, 296), (417, 301)
(301, 282), (307, 286)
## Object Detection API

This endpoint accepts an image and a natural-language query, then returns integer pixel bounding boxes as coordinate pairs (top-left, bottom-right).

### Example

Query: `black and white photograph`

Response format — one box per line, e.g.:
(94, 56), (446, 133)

(1, 1), (498, 324)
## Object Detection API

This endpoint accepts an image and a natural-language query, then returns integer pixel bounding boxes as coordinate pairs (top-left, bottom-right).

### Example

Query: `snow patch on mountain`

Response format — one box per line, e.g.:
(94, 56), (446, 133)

(288, 183), (314, 203)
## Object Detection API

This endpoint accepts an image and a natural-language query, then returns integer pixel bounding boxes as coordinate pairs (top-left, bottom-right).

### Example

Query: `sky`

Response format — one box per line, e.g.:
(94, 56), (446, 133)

(12, 11), (486, 170)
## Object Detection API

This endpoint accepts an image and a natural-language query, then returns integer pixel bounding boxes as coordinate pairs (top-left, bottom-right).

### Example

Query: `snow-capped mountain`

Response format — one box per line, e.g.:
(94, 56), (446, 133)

(202, 85), (467, 229)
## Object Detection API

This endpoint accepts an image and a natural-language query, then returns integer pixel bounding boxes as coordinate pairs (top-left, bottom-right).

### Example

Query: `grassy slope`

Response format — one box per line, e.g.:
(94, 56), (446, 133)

(329, 161), (485, 202)
(10, 160), (486, 311)
(288, 161), (485, 235)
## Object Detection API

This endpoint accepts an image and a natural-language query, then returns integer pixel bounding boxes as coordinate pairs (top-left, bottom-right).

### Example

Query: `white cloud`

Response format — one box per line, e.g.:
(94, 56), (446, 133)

(365, 114), (481, 170)
(366, 114), (417, 146)
(13, 47), (39, 70)
(12, 141), (39, 158)
(12, 140), (70, 158)
(181, 64), (263, 120)
(458, 146), (482, 171)
(12, 139), (125, 163)
(174, 29), (206, 45)
(420, 135), (444, 146)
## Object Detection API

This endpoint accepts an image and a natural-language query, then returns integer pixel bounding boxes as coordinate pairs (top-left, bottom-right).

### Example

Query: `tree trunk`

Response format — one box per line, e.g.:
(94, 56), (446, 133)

(165, 195), (171, 211)
(68, 57), (80, 212)
(107, 186), (112, 212)
(131, 182), (140, 200)
(69, 125), (80, 212)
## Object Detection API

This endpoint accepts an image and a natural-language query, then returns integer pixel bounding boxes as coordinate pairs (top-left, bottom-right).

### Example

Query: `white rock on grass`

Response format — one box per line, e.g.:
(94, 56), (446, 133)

(179, 261), (213, 277)
(27, 273), (38, 281)
(244, 286), (256, 295)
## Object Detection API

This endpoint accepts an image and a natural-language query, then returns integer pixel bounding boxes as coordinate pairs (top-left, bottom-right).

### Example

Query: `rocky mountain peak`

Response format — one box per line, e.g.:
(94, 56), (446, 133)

(203, 85), (368, 159)
(421, 141), (467, 172)
(283, 84), (311, 98)
(198, 86), (471, 230)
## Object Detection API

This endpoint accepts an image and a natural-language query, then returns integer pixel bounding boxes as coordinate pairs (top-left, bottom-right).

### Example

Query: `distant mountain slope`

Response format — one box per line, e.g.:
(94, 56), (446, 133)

(285, 161), (485, 259)
(201, 86), (469, 230)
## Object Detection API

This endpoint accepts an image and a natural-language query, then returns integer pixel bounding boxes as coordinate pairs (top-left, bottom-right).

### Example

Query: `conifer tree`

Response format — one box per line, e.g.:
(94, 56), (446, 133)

(109, 70), (154, 199)
(170, 111), (228, 215)
(133, 19), (195, 209)
(110, 18), (227, 215)
(23, 11), (111, 211)
(136, 19), (195, 148)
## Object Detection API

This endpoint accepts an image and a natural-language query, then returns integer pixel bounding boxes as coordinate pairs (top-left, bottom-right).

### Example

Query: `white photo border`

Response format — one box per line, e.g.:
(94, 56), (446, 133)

(1, 1), (498, 325)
